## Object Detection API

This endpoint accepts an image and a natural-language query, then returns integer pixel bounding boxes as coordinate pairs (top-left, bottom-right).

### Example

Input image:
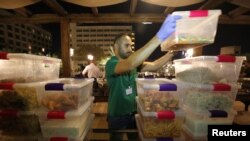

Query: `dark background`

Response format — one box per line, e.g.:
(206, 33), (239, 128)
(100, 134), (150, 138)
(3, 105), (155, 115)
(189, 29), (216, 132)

(42, 23), (250, 61)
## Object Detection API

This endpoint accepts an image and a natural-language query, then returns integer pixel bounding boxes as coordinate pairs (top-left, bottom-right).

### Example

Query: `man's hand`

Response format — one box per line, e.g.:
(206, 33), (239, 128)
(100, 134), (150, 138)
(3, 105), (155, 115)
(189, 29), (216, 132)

(156, 15), (182, 41)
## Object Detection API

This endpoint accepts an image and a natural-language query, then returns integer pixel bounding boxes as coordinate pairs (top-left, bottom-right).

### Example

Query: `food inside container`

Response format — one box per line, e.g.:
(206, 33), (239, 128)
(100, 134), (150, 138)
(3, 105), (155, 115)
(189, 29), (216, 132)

(183, 107), (236, 139)
(181, 81), (238, 113)
(136, 78), (182, 112)
(136, 97), (185, 138)
(39, 97), (94, 138)
(175, 67), (219, 84)
(0, 82), (42, 111)
(184, 90), (234, 112)
(40, 92), (79, 111)
(139, 90), (179, 112)
(161, 10), (221, 51)
(38, 78), (93, 111)
(174, 56), (246, 83)
(0, 111), (41, 135)
(135, 114), (184, 141)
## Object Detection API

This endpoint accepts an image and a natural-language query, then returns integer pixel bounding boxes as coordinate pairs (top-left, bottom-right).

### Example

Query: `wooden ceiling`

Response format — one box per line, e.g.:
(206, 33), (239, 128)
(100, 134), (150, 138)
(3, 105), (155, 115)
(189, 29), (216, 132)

(0, 0), (250, 24)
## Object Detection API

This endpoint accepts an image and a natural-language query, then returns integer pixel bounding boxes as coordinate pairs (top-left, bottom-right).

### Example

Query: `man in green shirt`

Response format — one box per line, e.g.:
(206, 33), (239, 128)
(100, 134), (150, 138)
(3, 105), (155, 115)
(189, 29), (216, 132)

(105, 15), (181, 141)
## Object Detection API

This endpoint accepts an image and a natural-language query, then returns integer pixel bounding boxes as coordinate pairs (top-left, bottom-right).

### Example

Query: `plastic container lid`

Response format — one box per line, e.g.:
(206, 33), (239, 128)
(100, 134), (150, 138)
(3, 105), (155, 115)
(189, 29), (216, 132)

(0, 109), (36, 117)
(137, 78), (177, 91)
(0, 52), (61, 63)
(171, 79), (238, 91)
(174, 55), (246, 63)
(183, 105), (237, 119)
(172, 9), (221, 17)
(43, 78), (94, 91)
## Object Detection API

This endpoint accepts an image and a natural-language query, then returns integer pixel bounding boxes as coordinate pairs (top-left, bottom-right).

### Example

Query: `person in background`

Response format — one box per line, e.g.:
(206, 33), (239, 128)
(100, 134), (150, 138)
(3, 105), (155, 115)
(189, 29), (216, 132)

(82, 60), (101, 89)
(105, 15), (181, 141)
(240, 60), (250, 78)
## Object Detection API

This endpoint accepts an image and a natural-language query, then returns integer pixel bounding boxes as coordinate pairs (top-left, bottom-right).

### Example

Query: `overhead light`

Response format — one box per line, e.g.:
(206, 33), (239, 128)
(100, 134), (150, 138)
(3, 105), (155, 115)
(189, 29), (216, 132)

(142, 22), (152, 24)
(87, 54), (94, 60)
(185, 49), (194, 58)
(70, 48), (74, 57)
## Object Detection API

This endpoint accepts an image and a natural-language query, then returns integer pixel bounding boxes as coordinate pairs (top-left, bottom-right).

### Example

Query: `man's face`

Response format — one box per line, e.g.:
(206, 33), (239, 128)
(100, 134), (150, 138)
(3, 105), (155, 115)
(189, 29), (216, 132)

(117, 35), (133, 59)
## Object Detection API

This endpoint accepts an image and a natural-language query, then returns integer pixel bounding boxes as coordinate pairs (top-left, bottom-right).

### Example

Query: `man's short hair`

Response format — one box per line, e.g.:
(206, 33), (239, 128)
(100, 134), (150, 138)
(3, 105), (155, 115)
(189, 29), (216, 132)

(114, 33), (130, 44)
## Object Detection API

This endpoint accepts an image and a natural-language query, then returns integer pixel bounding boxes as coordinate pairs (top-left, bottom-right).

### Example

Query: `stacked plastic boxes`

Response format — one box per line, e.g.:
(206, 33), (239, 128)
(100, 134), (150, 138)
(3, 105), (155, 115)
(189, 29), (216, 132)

(0, 52), (61, 141)
(37, 78), (94, 141)
(161, 10), (221, 51)
(173, 55), (246, 140)
(135, 78), (185, 140)
(0, 52), (61, 83)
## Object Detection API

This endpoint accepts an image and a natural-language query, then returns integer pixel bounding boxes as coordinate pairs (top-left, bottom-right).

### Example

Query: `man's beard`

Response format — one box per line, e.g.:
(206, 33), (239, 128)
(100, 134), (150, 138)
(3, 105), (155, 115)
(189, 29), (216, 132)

(119, 49), (131, 59)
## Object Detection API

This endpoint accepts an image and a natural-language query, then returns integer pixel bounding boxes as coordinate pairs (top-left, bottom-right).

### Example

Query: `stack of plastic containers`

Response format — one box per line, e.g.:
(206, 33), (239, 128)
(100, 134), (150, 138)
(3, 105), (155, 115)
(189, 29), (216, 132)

(0, 52), (61, 83)
(173, 55), (246, 140)
(0, 52), (61, 141)
(37, 78), (94, 141)
(135, 78), (185, 141)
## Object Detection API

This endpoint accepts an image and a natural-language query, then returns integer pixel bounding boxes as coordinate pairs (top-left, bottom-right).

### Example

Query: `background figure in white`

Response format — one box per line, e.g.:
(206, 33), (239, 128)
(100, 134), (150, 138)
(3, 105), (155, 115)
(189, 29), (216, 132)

(82, 60), (102, 96)
(82, 60), (101, 78)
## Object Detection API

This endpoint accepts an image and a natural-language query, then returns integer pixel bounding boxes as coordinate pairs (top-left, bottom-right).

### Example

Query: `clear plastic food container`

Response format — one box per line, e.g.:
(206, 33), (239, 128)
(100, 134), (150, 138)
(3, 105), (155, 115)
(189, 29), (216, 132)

(136, 97), (185, 138)
(38, 97), (94, 138)
(0, 52), (61, 83)
(179, 81), (239, 113)
(0, 110), (41, 135)
(38, 78), (94, 112)
(174, 55), (246, 83)
(135, 114), (184, 141)
(0, 82), (45, 111)
(39, 114), (94, 141)
(136, 78), (183, 112)
(161, 10), (221, 51)
(182, 107), (236, 140)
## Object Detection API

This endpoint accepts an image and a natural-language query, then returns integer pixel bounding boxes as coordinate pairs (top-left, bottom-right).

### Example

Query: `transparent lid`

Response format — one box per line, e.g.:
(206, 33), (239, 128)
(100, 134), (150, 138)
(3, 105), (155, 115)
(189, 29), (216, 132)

(43, 78), (94, 91)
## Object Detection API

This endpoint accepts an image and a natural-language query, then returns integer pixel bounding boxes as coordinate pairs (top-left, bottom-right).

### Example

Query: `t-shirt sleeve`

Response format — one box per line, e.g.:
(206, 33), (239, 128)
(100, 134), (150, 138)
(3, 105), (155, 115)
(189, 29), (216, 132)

(105, 59), (118, 77)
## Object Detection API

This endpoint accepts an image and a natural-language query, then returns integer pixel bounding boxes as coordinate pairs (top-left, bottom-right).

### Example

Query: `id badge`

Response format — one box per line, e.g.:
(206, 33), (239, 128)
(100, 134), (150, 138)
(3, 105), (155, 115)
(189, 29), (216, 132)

(126, 86), (133, 95)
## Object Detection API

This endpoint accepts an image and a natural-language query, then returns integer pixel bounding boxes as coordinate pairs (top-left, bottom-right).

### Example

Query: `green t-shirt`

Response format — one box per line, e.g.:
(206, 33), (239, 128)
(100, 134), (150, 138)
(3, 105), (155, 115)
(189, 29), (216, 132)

(105, 56), (137, 117)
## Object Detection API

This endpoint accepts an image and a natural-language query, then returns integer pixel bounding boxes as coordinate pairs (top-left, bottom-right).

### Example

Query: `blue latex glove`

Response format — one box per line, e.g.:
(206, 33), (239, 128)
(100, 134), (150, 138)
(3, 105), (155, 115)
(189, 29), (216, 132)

(156, 15), (182, 41)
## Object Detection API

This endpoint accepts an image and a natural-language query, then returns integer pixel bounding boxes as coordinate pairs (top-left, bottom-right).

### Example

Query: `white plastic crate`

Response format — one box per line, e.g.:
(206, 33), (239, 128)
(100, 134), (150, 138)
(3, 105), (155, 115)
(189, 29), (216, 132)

(174, 56), (246, 83)
(161, 10), (221, 51)
(0, 52), (61, 83)
(38, 78), (94, 112)
(177, 81), (239, 113)
(136, 97), (185, 138)
(136, 78), (183, 112)
(182, 107), (236, 140)
(0, 81), (45, 111)
(38, 97), (93, 138)
(0, 110), (41, 136)
(135, 114), (185, 141)
(39, 114), (94, 141)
